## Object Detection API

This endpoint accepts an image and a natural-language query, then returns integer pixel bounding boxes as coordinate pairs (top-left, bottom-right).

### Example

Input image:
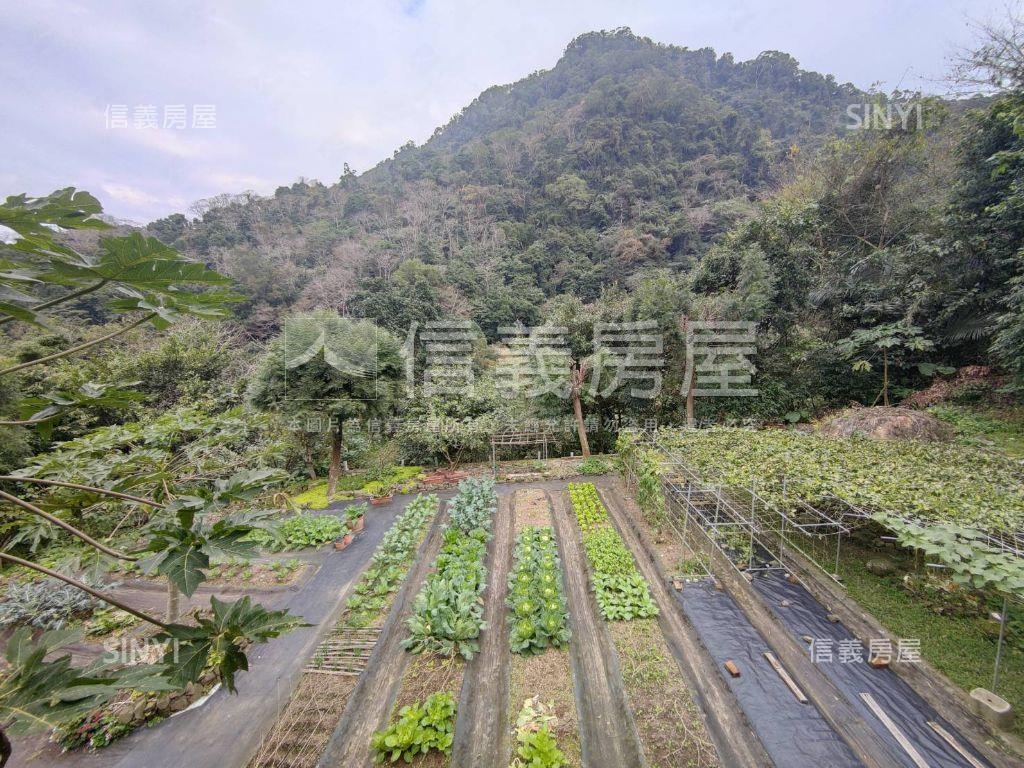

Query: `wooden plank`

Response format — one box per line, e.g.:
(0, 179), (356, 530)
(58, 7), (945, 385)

(859, 692), (930, 768)
(927, 721), (986, 768)
(763, 651), (808, 703)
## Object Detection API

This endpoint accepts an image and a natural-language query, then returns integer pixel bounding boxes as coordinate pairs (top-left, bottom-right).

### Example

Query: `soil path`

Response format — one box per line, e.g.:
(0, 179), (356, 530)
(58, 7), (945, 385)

(549, 487), (646, 768)
(597, 481), (771, 768)
(316, 504), (449, 768)
(450, 492), (514, 768)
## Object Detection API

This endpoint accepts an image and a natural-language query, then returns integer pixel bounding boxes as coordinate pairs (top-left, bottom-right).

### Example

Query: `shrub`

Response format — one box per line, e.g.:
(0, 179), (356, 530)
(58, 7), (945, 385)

(370, 692), (456, 764)
(577, 456), (609, 475)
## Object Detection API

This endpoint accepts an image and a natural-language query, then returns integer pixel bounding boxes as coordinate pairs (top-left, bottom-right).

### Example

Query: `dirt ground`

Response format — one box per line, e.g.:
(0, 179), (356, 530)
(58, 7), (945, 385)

(508, 648), (582, 767)
(512, 488), (552, 529)
(247, 673), (357, 768)
(610, 619), (720, 768)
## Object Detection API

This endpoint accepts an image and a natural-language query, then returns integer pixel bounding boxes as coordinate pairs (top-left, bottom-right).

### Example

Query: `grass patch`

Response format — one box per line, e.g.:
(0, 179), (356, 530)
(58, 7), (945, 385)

(610, 618), (719, 767)
(930, 404), (1024, 459)
(838, 543), (1024, 739)
(290, 466), (424, 509)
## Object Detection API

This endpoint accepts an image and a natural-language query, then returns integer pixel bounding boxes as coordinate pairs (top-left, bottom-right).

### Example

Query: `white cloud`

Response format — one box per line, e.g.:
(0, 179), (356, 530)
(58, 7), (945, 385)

(100, 182), (161, 207)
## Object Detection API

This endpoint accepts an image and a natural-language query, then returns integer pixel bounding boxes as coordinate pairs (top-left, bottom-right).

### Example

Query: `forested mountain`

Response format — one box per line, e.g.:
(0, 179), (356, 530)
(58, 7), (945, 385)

(148, 29), (863, 338)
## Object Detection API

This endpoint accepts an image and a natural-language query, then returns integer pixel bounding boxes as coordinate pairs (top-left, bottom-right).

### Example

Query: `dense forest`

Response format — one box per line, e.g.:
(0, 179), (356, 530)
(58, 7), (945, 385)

(2, 25), (1023, 469)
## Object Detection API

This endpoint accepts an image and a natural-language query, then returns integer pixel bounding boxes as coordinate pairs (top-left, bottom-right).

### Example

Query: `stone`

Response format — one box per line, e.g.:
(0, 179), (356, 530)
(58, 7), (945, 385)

(868, 655), (890, 669)
(781, 599), (791, 608)
(865, 557), (898, 577)
(970, 688), (1015, 730)
(826, 613), (841, 623)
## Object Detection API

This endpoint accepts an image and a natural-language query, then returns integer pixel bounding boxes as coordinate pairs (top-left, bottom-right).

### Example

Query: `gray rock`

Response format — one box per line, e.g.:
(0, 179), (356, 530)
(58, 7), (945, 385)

(865, 557), (898, 577)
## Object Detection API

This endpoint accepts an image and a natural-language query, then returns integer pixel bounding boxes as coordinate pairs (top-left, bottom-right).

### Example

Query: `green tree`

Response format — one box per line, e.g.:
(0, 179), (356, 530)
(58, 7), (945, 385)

(249, 312), (403, 496)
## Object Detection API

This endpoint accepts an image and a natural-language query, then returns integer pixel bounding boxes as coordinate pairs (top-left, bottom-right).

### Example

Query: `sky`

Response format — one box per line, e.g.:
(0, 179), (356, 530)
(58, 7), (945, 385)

(0, 0), (1011, 224)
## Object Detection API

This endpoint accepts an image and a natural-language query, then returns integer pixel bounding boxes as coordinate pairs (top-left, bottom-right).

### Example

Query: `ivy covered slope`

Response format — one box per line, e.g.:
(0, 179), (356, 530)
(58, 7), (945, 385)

(568, 483), (657, 621)
(403, 478), (496, 659)
(659, 427), (1024, 534)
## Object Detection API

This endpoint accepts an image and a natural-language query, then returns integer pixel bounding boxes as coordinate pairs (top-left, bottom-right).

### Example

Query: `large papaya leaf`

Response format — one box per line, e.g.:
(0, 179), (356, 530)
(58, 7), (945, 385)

(0, 627), (169, 737)
(49, 233), (229, 289)
(0, 188), (108, 262)
(157, 596), (306, 692)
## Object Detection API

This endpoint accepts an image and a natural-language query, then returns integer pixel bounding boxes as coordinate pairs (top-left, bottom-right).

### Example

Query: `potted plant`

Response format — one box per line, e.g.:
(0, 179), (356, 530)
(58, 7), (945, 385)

(334, 531), (355, 551)
(345, 502), (368, 533)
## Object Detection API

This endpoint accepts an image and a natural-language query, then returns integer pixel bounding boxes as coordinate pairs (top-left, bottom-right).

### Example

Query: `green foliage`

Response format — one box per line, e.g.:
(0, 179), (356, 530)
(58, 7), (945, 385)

(507, 527), (570, 655)
(137, 470), (287, 595)
(511, 697), (567, 768)
(576, 456), (609, 475)
(0, 627), (170, 737)
(582, 527), (636, 575)
(344, 494), (438, 628)
(883, 517), (1024, 597)
(662, 427), (1024, 534)
(446, 477), (497, 533)
(403, 480), (495, 659)
(345, 502), (369, 523)
(369, 692), (456, 764)
(8, 405), (283, 547)
(616, 432), (667, 527)
(157, 596), (306, 693)
(591, 573), (659, 621)
(0, 577), (97, 630)
(246, 512), (346, 552)
(567, 482), (657, 621)
(567, 482), (606, 532)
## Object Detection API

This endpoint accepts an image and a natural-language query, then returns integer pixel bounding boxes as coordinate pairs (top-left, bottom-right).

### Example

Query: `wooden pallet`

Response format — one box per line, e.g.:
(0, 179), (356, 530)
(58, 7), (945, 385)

(304, 628), (382, 676)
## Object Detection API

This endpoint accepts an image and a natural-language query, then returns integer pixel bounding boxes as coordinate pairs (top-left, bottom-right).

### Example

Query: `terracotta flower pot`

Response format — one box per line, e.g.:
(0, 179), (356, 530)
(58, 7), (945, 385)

(334, 533), (355, 550)
(370, 495), (393, 506)
(349, 515), (365, 533)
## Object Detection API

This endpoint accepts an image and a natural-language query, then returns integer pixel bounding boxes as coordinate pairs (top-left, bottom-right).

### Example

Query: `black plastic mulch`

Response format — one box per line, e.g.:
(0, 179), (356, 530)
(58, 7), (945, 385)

(676, 579), (864, 768)
(753, 570), (991, 768)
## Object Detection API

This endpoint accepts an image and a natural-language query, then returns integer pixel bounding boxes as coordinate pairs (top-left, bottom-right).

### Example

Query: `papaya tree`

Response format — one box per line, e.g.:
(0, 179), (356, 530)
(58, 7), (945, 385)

(836, 321), (949, 406)
(0, 189), (303, 760)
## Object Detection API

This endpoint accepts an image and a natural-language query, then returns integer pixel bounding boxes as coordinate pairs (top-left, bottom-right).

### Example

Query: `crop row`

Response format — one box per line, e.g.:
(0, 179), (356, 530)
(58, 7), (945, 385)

(567, 483), (658, 621)
(507, 526), (571, 655)
(344, 494), (440, 628)
(403, 478), (497, 659)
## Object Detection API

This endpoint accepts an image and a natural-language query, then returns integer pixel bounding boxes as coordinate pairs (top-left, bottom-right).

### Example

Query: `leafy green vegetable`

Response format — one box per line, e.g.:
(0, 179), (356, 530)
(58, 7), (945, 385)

(344, 494), (438, 628)
(246, 512), (346, 552)
(567, 482), (657, 621)
(508, 527), (570, 654)
(403, 479), (496, 659)
(511, 697), (567, 768)
(370, 692), (456, 764)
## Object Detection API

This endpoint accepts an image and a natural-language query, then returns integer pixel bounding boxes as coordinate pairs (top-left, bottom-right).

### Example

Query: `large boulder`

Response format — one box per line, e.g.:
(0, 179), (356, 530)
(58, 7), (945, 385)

(816, 406), (953, 442)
